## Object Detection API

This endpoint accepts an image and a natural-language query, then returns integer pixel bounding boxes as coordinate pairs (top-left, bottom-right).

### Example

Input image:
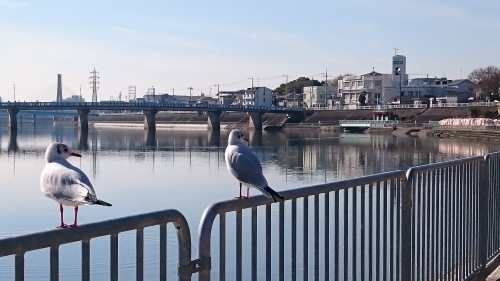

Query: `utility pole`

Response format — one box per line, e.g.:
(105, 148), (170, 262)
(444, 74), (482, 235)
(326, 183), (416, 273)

(13, 84), (15, 102)
(172, 88), (175, 101)
(283, 75), (289, 106)
(89, 67), (100, 103)
(322, 68), (328, 108)
(79, 85), (82, 102)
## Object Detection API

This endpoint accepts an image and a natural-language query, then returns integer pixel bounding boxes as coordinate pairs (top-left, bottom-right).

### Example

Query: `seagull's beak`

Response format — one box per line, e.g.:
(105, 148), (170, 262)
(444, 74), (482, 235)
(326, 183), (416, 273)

(70, 152), (82, 157)
(243, 137), (249, 142)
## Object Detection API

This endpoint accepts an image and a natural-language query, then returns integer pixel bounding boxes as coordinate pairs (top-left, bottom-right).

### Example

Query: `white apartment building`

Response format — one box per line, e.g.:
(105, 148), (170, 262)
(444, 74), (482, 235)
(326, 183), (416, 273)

(338, 71), (393, 105)
(243, 87), (273, 106)
(302, 85), (338, 108)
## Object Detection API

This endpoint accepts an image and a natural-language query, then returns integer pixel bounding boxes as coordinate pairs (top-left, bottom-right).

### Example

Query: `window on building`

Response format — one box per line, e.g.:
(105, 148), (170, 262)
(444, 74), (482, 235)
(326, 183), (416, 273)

(375, 80), (382, 86)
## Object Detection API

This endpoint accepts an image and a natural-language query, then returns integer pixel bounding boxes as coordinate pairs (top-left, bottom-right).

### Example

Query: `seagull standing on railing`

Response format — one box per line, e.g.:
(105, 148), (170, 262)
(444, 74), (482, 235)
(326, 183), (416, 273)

(40, 142), (112, 228)
(225, 129), (284, 202)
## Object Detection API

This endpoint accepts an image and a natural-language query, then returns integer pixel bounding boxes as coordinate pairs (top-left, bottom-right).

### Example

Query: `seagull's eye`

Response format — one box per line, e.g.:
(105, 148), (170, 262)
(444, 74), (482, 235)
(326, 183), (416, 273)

(63, 146), (68, 153)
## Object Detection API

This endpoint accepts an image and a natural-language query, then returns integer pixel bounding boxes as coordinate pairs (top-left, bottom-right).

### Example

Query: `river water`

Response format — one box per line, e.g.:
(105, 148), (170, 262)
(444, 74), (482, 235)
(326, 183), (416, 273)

(0, 123), (497, 280)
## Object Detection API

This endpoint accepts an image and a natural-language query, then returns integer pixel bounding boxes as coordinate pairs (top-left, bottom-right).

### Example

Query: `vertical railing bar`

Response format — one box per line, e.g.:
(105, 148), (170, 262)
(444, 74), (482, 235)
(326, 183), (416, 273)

(425, 170), (431, 281)
(136, 228), (144, 281)
(415, 173), (421, 281)
(439, 169), (445, 280)
(458, 164), (463, 280)
(464, 163), (470, 276)
(375, 181), (380, 281)
(236, 209), (243, 281)
(410, 173), (420, 280)
(50, 246), (59, 281)
(15, 253), (24, 281)
(429, 169), (435, 281)
(291, 198), (297, 281)
(279, 201), (285, 281)
(389, 179), (394, 281)
(159, 223), (166, 281)
(344, 188), (349, 281)
(82, 239), (91, 281)
(314, 194), (320, 281)
(266, 203), (271, 281)
(251, 207), (257, 281)
(369, 180), (373, 281)
(324, 192), (330, 281)
(449, 166), (454, 281)
(303, 196), (309, 281)
(395, 177), (401, 280)
(220, 213), (226, 281)
(446, 167), (452, 280)
(360, 184), (365, 281)
(382, 179), (387, 281)
(401, 173), (412, 281)
(110, 233), (119, 281)
(335, 191), (340, 281)
(352, 186), (357, 281)
(452, 165), (458, 281)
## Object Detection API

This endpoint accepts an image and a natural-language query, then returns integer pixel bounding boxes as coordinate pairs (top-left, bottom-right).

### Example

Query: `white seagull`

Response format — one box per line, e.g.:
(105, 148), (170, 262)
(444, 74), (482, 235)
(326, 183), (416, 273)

(40, 142), (112, 228)
(225, 129), (284, 202)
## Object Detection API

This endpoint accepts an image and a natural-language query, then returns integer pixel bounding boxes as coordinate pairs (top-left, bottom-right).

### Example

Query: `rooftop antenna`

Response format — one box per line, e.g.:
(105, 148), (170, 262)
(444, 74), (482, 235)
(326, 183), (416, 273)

(393, 48), (398, 56)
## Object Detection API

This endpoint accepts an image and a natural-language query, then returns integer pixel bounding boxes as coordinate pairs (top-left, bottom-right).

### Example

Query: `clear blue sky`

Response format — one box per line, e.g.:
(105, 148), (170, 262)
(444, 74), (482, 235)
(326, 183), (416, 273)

(1, 0), (499, 101)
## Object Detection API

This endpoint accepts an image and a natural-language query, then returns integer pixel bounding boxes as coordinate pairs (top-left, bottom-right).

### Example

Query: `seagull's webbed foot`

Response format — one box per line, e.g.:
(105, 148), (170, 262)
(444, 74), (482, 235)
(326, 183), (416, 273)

(57, 224), (68, 229)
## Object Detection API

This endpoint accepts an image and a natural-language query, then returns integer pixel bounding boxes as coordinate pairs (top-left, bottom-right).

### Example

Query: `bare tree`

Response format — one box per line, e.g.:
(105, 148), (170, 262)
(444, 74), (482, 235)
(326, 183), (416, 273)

(468, 66), (500, 99)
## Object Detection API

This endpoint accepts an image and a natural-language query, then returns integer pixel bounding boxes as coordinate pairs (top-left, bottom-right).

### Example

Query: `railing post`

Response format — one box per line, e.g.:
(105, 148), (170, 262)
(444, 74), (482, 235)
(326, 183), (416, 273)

(401, 174), (413, 281)
(478, 156), (490, 274)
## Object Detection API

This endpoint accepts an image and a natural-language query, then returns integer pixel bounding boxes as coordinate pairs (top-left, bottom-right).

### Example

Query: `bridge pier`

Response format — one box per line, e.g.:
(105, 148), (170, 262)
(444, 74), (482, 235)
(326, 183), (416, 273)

(248, 112), (263, 130)
(207, 111), (221, 131)
(143, 110), (158, 131)
(8, 108), (19, 130)
(77, 109), (90, 130)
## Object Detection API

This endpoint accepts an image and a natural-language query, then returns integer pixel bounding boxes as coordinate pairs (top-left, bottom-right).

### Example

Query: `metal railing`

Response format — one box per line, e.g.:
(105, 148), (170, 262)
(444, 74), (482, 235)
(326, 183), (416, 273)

(3, 153), (500, 280)
(197, 171), (406, 281)
(0, 209), (192, 281)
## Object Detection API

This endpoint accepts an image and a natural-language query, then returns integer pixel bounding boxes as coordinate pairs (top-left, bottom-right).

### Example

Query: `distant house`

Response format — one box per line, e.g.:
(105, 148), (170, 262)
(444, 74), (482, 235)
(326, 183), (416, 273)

(243, 87), (273, 106)
(217, 90), (245, 105)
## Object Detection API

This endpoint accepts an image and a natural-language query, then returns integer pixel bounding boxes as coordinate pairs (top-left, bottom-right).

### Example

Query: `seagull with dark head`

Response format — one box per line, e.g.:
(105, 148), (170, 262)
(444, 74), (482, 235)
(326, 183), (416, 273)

(40, 142), (112, 228)
(225, 129), (284, 202)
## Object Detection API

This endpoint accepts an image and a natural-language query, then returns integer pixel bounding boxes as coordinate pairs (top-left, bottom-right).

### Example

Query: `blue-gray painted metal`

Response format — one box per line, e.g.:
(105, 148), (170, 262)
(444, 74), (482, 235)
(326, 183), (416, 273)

(0, 209), (192, 281)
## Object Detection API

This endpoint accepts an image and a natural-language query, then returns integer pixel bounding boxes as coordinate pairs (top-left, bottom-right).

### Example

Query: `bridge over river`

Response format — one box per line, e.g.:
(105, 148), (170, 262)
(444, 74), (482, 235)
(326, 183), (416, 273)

(0, 101), (303, 131)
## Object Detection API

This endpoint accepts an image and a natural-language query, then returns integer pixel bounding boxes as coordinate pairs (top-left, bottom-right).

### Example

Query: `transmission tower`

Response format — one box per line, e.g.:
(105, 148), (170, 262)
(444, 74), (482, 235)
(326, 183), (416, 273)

(89, 67), (100, 102)
(128, 86), (136, 101)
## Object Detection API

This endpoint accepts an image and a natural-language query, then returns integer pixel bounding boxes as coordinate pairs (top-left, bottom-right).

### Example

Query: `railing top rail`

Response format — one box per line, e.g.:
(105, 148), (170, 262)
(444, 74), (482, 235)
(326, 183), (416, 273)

(406, 155), (484, 180)
(0, 209), (191, 260)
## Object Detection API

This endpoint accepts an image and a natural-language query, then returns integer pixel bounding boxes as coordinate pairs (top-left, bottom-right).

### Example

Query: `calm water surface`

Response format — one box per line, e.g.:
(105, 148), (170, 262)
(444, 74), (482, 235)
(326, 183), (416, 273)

(0, 124), (498, 280)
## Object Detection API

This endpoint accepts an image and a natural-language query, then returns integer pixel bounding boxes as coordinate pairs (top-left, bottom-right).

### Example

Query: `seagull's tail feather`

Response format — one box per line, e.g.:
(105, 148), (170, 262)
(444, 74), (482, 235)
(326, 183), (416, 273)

(263, 186), (285, 202)
(95, 199), (112, 207)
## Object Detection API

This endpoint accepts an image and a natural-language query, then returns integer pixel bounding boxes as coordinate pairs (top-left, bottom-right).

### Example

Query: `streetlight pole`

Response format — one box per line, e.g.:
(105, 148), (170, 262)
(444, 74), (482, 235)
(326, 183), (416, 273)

(322, 68), (328, 108)
(283, 75), (289, 106)
(13, 84), (15, 102)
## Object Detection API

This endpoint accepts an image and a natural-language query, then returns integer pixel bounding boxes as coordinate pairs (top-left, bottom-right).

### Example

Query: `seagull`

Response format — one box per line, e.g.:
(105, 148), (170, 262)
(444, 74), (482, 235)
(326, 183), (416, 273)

(225, 129), (284, 202)
(40, 142), (112, 228)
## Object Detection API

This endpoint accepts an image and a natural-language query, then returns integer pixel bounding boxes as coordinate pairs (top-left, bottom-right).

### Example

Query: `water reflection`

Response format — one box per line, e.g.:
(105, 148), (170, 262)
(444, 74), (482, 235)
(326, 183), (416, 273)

(1, 125), (499, 184)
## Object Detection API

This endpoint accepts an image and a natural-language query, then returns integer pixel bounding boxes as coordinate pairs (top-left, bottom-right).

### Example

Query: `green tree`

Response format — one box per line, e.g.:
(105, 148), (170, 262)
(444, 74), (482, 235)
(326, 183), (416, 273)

(468, 66), (500, 100)
(274, 77), (322, 95)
